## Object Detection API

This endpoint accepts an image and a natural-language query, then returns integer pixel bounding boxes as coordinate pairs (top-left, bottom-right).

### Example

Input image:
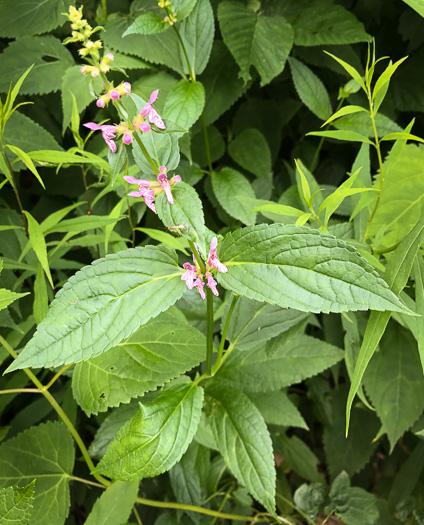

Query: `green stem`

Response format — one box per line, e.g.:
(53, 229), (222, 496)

(212, 294), (238, 374)
(206, 287), (214, 375)
(276, 495), (317, 525)
(0, 335), (110, 487)
(201, 114), (213, 174)
(133, 132), (159, 174)
(133, 506), (143, 525)
(0, 388), (40, 395)
(172, 24), (196, 81)
(1, 149), (28, 235)
(188, 240), (205, 273)
(44, 363), (73, 391)
(100, 0), (108, 23)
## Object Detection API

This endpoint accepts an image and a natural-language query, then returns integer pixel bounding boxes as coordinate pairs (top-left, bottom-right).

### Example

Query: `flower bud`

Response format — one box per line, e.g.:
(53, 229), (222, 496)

(105, 53), (114, 61)
(123, 133), (133, 144)
(121, 82), (131, 94)
(96, 97), (106, 108)
(80, 66), (87, 74)
(91, 69), (100, 77)
(110, 90), (120, 100)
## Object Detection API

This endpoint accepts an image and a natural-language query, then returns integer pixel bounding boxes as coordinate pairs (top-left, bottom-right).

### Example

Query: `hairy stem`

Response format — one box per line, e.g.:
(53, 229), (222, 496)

(212, 294), (238, 374)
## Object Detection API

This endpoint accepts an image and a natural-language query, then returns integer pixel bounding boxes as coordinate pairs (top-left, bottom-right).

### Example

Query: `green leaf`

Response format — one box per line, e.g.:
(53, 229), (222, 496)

(212, 168), (257, 226)
(24, 212), (53, 288)
(293, 4), (370, 47)
(28, 150), (101, 164)
(0, 421), (75, 525)
(346, 217), (424, 433)
(205, 381), (276, 514)
(228, 128), (272, 179)
(132, 128), (180, 173)
(156, 182), (206, 256)
(163, 80), (205, 131)
(0, 36), (74, 95)
(6, 145), (44, 188)
(1, 65), (34, 128)
(217, 224), (411, 314)
(373, 57), (408, 111)
(278, 434), (324, 483)
(136, 227), (189, 254)
(218, 1), (293, 86)
(388, 441), (424, 508)
(413, 255), (424, 370)
(306, 130), (374, 144)
(293, 483), (326, 521)
(178, 0), (215, 75)
(334, 112), (402, 138)
(247, 202), (304, 218)
(0, 481), (35, 525)
(322, 105), (368, 127)
(124, 13), (169, 36)
(364, 323), (424, 449)
(380, 131), (424, 144)
(6, 246), (186, 372)
(215, 335), (344, 392)
(323, 387), (380, 479)
(108, 142), (127, 186)
(84, 482), (139, 525)
(97, 379), (204, 481)
(248, 390), (308, 429)
(72, 310), (206, 415)
(224, 296), (309, 351)
(199, 41), (246, 127)
(174, 0), (198, 20)
(0, 289), (28, 312)
(0, 0), (73, 38)
(33, 262), (48, 325)
(402, 0), (424, 17)
(43, 215), (122, 235)
(289, 57), (332, 120)
(324, 51), (367, 93)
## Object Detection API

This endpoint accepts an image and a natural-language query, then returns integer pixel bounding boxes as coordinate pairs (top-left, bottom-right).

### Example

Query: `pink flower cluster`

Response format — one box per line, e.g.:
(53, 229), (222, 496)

(132, 90), (165, 132)
(182, 238), (228, 299)
(83, 122), (132, 152)
(124, 166), (181, 214)
(97, 82), (131, 108)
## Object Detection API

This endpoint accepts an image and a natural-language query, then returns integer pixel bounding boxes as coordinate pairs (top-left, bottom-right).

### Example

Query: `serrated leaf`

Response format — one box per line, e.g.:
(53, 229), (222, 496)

(84, 481), (138, 525)
(334, 112), (402, 138)
(364, 323), (424, 449)
(293, 3), (370, 47)
(216, 335), (343, 392)
(212, 168), (257, 226)
(156, 182), (206, 255)
(0, 481), (35, 525)
(0, 289), (28, 312)
(228, 128), (272, 179)
(132, 129), (180, 173)
(6, 246), (186, 372)
(163, 80), (205, 131)
(97, 379), (204, 481)
(248, 390), (308, 429)
(217, 224), (411, 314)
(72, 310), (206, 415)
(206, 381), (276, 514)
(306, 129), (374, 144)
(279, 434), (324, 483)
(124, 13), (169, 36)
(289, 57), (332, 120)
(0, 0), (73, 38)
(0, 36), (74, 95)
(0, 422), (75, 525)
(224, 296), (309, 351)
(293, 482), (326, 521)
(218, 1), (293, 85)
(24, 212), (53, 288)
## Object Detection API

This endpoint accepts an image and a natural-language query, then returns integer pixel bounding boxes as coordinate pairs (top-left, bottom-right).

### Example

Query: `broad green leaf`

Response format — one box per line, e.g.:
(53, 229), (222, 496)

(402, 0), (424, 17)
(6, 145), (44, 188)
(108, 142), (127, 186)
(346, 217), (424, 433)
(163, 80), (205, 131)
(97, 379), (204, 481)
(364, 323), (424, 449)
(414, 255), (424, 369)
(217, 224), (411, 314)
(288, 57), (332, 120)
(306, 130), (374, 144)
(178, 0), (214, 75)
(216, 335), (344, 392)
(0, 289), (28, 311)
(0, 421), (75, 525)
(205, 381), (276, 514)
(0, 481), (35, 525)
(174, 0), (198, 20)
(156, 182), (206, 256)
(212, 168), (257, 226)
(228, 128), (272, 179)
(84, 482), (139, 525)
(324, 51), (367, 93)
(224, 296), (309, 351)
(248, 390), (308, 429)
(278, 435), (324, 483)
(323, 388), (379, 479)
(351, 143), (371, 241)
(199, 41), (246, 127)
(334, 112), (402, 138)
(124, 13), (169, 36)
(6, 246), (186, 372)
(218, 1), (293, 85)
(24, 212), (53, 288)
(0, 0), (73, 37)
(388, 441), (424, 508)
(293, 4), (370, 47)
(0, 36), (74, 95)
(136, 227), (189, 254)
(132, 128), (180, 173)
(247, 202), (304, 219)
(72, 310), (206, 415)
(61, 66), (102, 133)
(322, 105), (368, 127)
(44, 215), (123, 235)
(293, 483), (326, 521)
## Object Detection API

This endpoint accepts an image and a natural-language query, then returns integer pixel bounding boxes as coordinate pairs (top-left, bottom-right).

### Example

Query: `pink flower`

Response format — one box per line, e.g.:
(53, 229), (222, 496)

(96, 97), (106, 108)
(181, 263), (197, 289)
(194, 278), (206, 299)
(207, 237), (228, 273)
(140, 90), (166, 129)
(110, 90), (120, 100)
(80, 65), (87, 74)
(206, 272), (219, 296)
(123, 133), (133, 145)
(105, 53), (114, 61)
(121, 82), (131, 95)
(84, 122), (117, 152)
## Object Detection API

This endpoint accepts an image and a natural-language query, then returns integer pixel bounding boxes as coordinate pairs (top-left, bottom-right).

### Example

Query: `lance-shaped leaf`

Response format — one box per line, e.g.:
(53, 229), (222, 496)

(205, 381), (276, 514)
(84, 481), (139, 525)
(72, 311), (207, 415)
(0, 422), (75, 525)
(96, 379), (204, 481)
(0, 481), (35, 525)
(217, 224), (411, 314)
(6, 246), (186, 372)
